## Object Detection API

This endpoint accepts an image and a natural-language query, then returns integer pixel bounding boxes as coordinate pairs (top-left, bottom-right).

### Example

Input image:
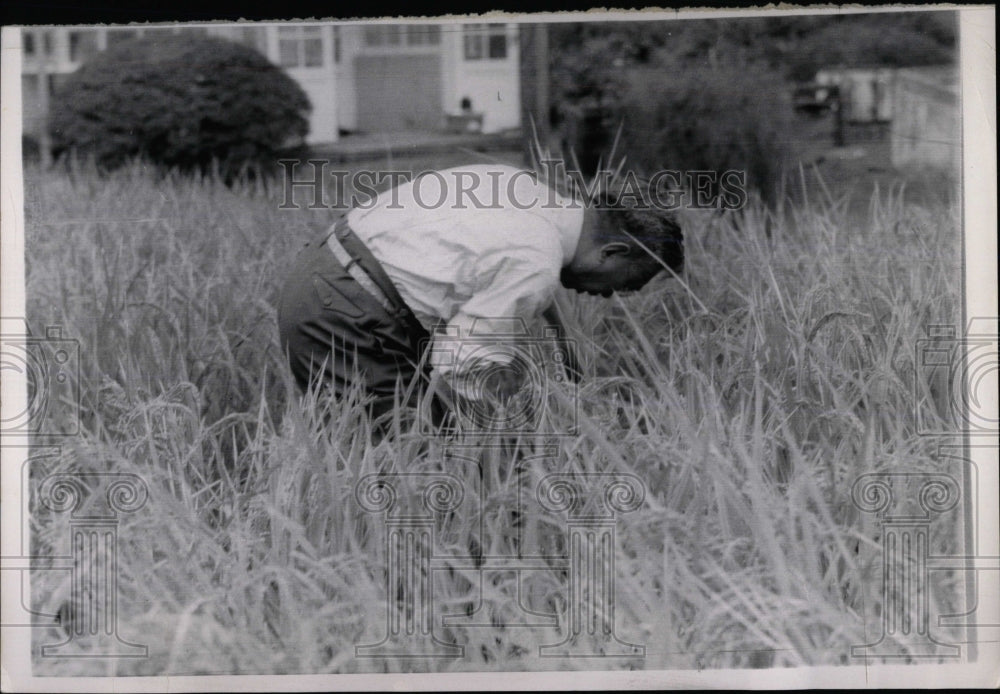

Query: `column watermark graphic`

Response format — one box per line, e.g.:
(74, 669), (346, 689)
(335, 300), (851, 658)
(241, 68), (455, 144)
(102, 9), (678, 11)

(354, 472), (466, 659)
(534, 472), (646, 658)
(0, 452), (150, 658)
(2, 319), (148, 660)
(1, 447), (64, 631)
(352, 463), (647, 661)
(846, 317), (1000, 661)
(37, 472), (150, 658)
(850, 472), (963, 659)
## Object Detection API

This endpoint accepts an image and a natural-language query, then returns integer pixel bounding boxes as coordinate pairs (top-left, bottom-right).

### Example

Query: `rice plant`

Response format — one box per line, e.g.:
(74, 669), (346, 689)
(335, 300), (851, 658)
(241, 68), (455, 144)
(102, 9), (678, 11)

(24, 153), (964, 675)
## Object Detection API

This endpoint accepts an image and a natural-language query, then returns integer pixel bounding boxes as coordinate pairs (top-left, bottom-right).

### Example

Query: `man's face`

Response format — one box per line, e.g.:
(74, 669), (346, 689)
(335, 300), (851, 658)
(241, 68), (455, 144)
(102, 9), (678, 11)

(562, 208), (663, 297)
(560, 256), (634, 297)
(559, 252), (659, 297)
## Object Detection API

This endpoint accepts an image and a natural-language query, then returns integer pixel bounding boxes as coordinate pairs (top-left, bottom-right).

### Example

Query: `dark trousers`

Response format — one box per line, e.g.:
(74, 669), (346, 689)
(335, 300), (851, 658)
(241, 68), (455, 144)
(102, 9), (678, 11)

(276, 222), (434, 422)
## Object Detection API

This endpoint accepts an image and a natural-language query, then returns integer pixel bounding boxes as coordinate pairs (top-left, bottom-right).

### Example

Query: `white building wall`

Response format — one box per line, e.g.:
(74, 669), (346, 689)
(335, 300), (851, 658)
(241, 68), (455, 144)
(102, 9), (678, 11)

(891, 67), (960, 171)
(440, 25), (463, 120)
(21, 22), (522, 145)
(266, 25), (339, 143)
(816, 67), (894, 122)
(334, 25), (363, 132)
(338, 21), (520, 135)
(449, 24), (521, 133)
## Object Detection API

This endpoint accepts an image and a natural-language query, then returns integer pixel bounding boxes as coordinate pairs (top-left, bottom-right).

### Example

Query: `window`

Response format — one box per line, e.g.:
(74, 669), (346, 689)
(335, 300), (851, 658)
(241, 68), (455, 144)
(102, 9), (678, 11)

(405, 25), (441, 46)
(23, 74), (61, 99)
(278, 25), (324, 68)
(302, 27), (323, 66)
(363, 26), (383, 46)
(23, 30), (57, 57)
(278, 32), (298, 66)
(364, 25), (402, 46)
(463, 24), (484, 60)
(365, 24), (440, 48)
(487, 24), (507, 59)
(463, 24), (507, 61)
(68, 29), (99, 62)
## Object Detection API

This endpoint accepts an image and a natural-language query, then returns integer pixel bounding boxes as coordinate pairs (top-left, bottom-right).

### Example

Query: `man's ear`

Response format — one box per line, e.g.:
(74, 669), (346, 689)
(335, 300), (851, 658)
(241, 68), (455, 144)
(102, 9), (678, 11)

(599, 241), (631, 260)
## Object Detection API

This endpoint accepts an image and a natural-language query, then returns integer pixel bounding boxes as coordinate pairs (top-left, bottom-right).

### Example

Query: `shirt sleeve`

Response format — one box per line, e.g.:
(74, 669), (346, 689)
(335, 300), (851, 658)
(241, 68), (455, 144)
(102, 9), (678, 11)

(429, 217), (564, 398)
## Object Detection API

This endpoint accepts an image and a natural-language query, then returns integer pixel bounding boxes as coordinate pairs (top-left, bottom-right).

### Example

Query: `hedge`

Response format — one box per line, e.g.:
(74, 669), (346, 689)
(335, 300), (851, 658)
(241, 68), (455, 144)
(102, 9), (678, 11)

(49, 33), (311, 178)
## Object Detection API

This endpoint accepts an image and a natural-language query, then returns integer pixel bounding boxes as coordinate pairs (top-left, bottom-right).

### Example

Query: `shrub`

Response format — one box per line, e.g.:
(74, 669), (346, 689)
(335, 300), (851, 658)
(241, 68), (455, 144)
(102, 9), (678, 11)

(48, 34), (311, 178)
(550, 35), (629, 176)
(616, 62), (794, 206)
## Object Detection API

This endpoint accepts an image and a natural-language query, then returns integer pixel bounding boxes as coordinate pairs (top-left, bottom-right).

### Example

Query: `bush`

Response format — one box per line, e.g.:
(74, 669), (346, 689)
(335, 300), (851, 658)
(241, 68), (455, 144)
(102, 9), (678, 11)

(550, 34), (630, 175)
(48, 34), (311, 178)
(617, 63), (793, 205)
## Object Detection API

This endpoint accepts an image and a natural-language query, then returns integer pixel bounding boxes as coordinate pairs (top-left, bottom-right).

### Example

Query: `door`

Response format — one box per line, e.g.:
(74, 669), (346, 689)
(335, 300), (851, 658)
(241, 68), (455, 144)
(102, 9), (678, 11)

(354, 54), (443, 132)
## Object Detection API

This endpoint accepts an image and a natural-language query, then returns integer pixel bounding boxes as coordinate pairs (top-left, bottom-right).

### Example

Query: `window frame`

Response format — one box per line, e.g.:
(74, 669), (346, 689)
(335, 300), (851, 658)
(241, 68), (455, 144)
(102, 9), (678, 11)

(362, 24), (442, 53)
(277, 24), (326, 69)
(462, 23), (508, 62)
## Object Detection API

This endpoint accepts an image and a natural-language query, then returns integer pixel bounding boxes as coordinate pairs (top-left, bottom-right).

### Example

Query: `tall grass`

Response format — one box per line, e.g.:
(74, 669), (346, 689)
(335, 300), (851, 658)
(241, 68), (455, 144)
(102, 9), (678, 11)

(25, 157), (964, 674)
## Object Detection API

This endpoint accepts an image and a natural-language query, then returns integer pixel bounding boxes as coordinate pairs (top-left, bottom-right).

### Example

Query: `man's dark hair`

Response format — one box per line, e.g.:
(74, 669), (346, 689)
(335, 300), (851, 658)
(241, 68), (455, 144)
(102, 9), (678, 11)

(592, 177), (684, 289)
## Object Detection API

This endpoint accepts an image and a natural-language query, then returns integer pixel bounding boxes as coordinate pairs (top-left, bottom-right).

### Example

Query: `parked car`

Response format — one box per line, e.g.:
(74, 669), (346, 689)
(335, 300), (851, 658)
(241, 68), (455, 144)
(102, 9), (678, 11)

(793, 83), (839, 115)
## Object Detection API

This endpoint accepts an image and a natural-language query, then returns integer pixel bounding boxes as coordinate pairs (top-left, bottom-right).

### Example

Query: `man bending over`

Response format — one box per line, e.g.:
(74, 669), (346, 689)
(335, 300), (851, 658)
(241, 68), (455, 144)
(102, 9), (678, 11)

(276, 164), (683, 428)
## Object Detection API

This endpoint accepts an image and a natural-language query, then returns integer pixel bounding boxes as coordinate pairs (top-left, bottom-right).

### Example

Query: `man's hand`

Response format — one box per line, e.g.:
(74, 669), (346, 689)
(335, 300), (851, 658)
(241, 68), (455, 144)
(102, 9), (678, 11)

(480, 363), (525, 403)
(438, 357), (525, 404)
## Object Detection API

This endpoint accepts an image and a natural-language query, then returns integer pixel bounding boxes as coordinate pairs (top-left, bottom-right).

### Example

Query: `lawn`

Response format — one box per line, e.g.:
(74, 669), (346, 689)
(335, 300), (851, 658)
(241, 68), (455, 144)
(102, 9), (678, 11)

(23, 151), (966, 675)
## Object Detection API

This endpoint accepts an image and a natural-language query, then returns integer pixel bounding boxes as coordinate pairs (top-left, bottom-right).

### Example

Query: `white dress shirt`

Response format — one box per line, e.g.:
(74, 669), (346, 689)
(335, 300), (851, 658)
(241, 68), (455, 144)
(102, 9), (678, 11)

(347, 165), (583, 392)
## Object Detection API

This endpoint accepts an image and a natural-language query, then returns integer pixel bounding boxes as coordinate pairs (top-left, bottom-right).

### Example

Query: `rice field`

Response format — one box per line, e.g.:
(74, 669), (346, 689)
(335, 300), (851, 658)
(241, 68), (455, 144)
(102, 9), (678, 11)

(23, 155), (966, 675)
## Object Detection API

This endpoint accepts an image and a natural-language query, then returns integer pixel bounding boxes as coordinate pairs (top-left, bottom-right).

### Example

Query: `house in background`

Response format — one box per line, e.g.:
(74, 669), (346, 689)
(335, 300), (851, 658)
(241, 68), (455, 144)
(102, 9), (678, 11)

(20, 22), (522, 145)
(890, 66), (959, 172)
(811, 63), (959, 169)
(815, 66), (895, 124)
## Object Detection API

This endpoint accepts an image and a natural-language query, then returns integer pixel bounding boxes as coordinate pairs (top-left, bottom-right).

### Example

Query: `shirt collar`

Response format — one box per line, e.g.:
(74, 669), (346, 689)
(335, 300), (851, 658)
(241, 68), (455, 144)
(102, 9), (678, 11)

(550, 190), (585, 266)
